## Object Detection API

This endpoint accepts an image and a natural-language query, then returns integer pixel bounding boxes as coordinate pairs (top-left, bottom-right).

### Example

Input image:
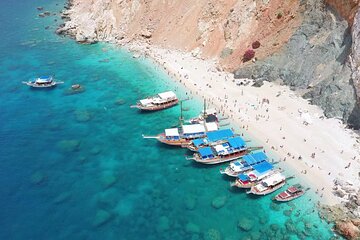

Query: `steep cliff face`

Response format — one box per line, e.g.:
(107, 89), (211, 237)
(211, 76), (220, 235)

(59, 0), (301, 67)
(234, 0), (360, 129)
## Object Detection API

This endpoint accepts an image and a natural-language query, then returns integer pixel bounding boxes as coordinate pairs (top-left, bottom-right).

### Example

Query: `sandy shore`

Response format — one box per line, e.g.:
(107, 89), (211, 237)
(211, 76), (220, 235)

(126, 42), (360, 206)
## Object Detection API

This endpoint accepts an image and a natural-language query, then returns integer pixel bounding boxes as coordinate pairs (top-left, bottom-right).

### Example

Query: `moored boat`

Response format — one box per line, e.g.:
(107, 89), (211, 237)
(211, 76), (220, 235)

(22, 76), (63, 88)
(230, 161), (275, 188)
(247, 172), (286, 195)
(186, 128), (235, 151)
(187, 136), (261, 164)
(143, 122), (219, 146)
(131, 91), (178, 111)
(274, 184), (305, 202)
(189, 108), (218, 124)
(220, 151), (268, 177)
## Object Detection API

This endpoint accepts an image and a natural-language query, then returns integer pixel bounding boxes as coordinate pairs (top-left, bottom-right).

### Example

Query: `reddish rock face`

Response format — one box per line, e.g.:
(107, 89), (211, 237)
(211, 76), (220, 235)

(335, 220), (360, 240)
(325, 0), (359, 26)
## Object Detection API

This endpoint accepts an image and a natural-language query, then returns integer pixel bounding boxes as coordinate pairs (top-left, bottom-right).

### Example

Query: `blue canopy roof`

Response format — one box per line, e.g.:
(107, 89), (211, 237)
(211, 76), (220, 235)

(238, 173), (249, 181)
(243, 152), (267, 165)
(228, 137), (246, 149)
(252, 161), (273, 174)
(198, 147), (214, 159)
(192, 138), (205, 147)
(206, 129), (234, 142)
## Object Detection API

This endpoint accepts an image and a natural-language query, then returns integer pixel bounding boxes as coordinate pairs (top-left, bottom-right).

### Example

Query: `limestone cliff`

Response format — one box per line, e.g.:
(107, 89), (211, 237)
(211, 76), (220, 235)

(58, 0), (360, 129)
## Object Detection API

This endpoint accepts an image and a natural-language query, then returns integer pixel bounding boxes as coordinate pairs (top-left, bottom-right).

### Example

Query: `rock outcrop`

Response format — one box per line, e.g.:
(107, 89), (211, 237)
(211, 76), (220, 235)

(234, 0), (360, 129)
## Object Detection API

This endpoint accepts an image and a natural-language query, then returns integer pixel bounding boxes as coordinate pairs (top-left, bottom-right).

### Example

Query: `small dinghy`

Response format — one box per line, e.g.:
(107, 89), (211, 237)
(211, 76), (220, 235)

(273, 184), (306, 202)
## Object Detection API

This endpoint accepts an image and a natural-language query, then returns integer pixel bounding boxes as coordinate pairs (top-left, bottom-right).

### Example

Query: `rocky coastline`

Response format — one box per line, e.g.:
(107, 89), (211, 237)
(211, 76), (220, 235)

(55, 0), (360, 239)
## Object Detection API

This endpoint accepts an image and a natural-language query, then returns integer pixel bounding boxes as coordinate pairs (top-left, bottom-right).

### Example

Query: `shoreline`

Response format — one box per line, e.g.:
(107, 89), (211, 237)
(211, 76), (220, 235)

(124, 41), (360, 207)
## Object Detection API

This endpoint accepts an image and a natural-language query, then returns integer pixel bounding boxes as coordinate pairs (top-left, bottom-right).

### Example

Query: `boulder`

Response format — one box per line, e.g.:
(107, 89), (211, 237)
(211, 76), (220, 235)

(140, 30), (152, 38)
(211, 196), (227, 209)
(335, 220), (360, 240)
(237, 218), (254, 231)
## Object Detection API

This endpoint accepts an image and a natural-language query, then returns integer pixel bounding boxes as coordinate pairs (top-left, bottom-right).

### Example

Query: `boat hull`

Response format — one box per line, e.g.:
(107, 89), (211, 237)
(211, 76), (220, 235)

(249, 181), (286, 196)
(192, 150), (249, 165)
(274, 190), (305, 202)
(23, 82), (58, 88)
(135, 99), (178, 111)
(157, 135), (191, 146)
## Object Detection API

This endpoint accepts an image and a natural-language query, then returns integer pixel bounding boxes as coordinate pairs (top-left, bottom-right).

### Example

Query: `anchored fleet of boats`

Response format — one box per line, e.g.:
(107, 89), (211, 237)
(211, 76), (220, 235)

(139, 90), (306, 200)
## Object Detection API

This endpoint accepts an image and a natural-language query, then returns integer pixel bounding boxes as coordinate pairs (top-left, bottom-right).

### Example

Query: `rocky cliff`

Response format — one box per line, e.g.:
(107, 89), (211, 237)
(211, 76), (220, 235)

(234, 0), (360, 129)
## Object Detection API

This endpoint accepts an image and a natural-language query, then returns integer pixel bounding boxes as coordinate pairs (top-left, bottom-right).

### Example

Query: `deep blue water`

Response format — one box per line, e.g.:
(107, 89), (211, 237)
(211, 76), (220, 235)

(0, 0), (336, 239)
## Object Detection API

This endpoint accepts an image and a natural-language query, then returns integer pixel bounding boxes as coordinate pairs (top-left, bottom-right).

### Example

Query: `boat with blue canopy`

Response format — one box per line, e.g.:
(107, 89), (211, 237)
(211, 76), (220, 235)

(187, 136), (261, 164)
(22, 76), (64, 88)
(186, 128), (235, 151)
(231, 161), (278, 188)
(220, 151), (268, 177)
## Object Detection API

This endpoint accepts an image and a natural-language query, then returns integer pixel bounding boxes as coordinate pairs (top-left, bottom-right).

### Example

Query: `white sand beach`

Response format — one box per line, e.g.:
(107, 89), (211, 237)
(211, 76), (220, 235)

(127, 42), (360, 206)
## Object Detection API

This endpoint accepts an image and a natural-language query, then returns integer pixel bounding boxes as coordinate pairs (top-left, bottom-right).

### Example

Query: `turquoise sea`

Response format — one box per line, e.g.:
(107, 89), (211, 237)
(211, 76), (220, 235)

(0, 0), (337, 239)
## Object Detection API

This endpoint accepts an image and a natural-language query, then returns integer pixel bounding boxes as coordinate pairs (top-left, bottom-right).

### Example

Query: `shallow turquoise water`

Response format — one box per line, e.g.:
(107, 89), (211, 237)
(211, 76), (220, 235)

(0, 0), (336, 239)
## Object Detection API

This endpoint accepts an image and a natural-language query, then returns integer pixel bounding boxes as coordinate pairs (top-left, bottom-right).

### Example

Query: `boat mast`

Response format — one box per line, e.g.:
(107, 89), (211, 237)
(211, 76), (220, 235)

(179, 100), (184, 126)
(203, 98), (207, 119)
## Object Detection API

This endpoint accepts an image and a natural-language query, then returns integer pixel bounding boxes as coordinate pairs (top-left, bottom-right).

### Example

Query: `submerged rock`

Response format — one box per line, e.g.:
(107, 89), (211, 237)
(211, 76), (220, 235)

(74, 110), (91, 122)
(283, 209), (292, 217)
(204, 228), (221, 240)
(184, 196), (197, 210)
(100, 171), (118, 189)
(93, 210), (112, 227)
(114, 99), (126, 105)
(53, 192), (71, 204)
(57, 139), (81, 152)
(237, 218), (254, 232)
(30, 171), (46, 185)
(211, 196), (227, 209)
(156, 216), (170, 233)
(185, 222), (200, 234)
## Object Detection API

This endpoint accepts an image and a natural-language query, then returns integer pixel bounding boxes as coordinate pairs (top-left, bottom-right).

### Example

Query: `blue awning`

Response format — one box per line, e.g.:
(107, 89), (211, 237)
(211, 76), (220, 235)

(192, 139), (205, 147)
(238, 173), (249, 181)
(228, 137), (246, 149)
(243, 152), (267, 165)
(252, 161), (273, 174)
(234, 161), (241, 166)
(198, 147), (214, 159)
(206, 129), (234, 142)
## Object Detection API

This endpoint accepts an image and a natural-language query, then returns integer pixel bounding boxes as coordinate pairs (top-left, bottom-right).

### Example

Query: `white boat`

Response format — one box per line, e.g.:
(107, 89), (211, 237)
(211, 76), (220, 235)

(220, 151), (268, 177)
(22, 76), (63, 88)
(131, 91), (178, 111)
(247, 172), (286, 195)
